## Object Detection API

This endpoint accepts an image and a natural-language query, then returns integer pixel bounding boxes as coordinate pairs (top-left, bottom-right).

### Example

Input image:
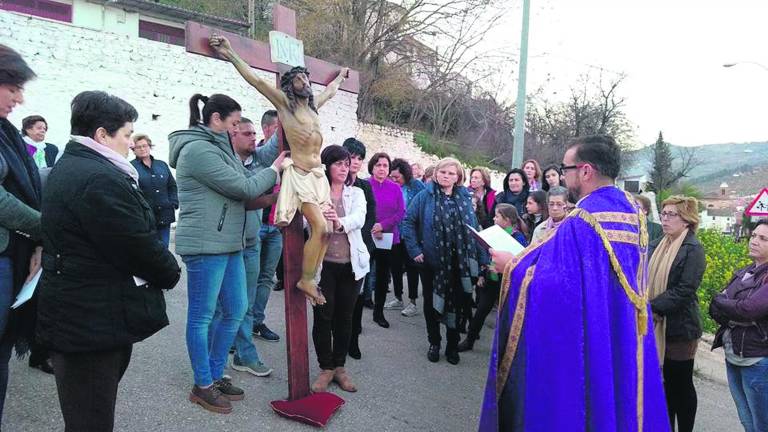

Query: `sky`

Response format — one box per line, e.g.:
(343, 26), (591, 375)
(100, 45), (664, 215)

(482, 0), (768, 147)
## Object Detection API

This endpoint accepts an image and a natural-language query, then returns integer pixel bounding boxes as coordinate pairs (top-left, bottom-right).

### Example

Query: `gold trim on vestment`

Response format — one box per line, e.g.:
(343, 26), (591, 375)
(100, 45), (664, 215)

(593, 211), (640, 226)
(605, 229), (640, 245)
(496, 265), (536, 400)
(575, 206), (648, 432)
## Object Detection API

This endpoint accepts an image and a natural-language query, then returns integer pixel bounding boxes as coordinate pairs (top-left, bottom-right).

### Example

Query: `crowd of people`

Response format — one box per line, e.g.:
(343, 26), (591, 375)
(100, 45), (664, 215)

(1, 42), (768, 432)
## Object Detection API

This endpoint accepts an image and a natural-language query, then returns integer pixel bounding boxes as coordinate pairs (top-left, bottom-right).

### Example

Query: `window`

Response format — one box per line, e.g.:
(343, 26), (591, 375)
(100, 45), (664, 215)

(139, 20), (185, 46)
(1, 0), (72, 23)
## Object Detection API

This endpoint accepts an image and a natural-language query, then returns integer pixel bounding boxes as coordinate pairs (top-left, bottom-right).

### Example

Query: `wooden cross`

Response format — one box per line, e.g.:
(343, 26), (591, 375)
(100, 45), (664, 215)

(185, 5), (359, 400)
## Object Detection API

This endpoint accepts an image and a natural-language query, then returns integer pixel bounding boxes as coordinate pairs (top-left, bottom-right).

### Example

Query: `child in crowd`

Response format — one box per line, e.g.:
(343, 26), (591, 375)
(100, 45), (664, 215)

(458, 203), (527, 351)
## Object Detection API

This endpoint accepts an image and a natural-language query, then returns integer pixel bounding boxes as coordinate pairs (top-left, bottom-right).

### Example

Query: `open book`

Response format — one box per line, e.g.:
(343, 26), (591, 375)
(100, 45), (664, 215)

(466, 224), (526, 255)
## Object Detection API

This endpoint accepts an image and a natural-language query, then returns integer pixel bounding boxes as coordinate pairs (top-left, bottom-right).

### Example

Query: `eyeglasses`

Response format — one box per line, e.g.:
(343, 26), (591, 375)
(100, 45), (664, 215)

(660, 211), (679, 219)
(548, 202), (567, 208)
(560, 163), (590, 172)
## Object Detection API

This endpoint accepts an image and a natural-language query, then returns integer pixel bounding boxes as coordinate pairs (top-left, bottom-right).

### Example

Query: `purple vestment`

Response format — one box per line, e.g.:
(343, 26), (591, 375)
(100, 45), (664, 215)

(479, 186), (670, 432)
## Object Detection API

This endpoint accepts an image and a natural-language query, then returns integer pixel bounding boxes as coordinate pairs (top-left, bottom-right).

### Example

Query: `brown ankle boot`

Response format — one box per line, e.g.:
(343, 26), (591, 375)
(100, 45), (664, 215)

(311, 369), (335, 393)
(333, 367), (358, 392)
(189, 384), (233, 414)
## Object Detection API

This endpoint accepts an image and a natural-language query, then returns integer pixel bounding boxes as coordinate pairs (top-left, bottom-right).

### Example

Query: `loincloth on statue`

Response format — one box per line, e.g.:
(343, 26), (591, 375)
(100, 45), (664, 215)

(274, 158), (332, 227)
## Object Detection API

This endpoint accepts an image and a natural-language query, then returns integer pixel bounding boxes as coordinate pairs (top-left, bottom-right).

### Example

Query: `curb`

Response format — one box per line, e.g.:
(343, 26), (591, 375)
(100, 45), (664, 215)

(694, 333), (728, 385)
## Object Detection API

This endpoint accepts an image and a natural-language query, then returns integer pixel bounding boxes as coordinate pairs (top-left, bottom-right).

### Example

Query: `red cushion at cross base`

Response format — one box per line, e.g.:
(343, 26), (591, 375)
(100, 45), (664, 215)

(270, 392), (345, 428)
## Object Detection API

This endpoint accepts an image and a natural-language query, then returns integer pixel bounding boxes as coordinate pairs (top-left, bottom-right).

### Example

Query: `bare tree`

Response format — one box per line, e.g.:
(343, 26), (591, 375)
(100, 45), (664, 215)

(281, 0), (505, 123)
(524, 72), (635, 167)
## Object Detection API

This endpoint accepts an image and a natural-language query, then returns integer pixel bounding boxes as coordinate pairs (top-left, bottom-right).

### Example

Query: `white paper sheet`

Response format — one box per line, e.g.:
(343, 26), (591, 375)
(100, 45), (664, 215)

(467, 224), (526, 255)
(373, 233), (394, 250)
(11, 268), (41, 309)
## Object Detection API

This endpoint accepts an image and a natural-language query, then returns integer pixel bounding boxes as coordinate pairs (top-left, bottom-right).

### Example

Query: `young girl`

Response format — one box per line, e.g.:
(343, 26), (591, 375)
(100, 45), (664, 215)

(522, 191), (547, 241)
(494, 203), (528, 248)
(458, 203), (527, 352)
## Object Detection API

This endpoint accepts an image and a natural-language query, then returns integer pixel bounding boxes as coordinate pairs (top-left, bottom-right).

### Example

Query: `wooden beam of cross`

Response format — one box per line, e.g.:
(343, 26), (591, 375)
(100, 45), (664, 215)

(184, 4), (359, 401)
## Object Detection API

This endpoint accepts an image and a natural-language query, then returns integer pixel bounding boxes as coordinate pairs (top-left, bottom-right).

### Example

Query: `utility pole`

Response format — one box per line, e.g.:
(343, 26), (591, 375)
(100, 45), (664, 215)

(511, 0), (530, 169)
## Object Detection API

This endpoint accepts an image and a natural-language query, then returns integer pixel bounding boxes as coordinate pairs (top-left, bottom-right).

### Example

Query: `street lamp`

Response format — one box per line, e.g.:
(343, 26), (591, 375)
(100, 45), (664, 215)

(723, 61), (768, 72)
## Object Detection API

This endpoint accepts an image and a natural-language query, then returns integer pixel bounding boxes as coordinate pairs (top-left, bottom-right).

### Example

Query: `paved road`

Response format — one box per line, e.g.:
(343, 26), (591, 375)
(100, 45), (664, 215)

(3, 260), (742, 431)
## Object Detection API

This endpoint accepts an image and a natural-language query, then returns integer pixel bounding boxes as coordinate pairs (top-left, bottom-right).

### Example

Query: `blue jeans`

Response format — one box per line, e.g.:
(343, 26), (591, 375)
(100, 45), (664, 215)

(157, 225), (171, 248)
(210, 244), (262, 364)
(183, 252), (247, 386)
(254, 225), (283, 326)
(0, 257), (14, 423)
(727, 357), (768, 432)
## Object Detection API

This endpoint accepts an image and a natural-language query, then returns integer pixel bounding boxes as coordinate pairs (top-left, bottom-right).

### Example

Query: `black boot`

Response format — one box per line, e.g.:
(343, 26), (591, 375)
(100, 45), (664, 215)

(28, 356), (54, 374)
(445, 349), (460, 365)
(427, 344), (440, 363)
(457, 335), (476, 352)
(348, 335), (361, 360)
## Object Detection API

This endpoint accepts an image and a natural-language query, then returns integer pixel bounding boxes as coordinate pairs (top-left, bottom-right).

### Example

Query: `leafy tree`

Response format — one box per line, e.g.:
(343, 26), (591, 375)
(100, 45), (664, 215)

(647, 131), (698, 196)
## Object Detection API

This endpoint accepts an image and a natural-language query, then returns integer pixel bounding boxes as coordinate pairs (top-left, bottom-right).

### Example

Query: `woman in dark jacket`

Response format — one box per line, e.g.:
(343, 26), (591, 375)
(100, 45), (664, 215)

(0, 44), (41, 424)
(402, 158), (488, 365)
(648, 196), (706, 432)
(494, 168), (529, 217)
(37, 91), (181, 431)
(387, 158), (425, 317)
(130, 133), (178, 247)
(710, 220), (768, 432)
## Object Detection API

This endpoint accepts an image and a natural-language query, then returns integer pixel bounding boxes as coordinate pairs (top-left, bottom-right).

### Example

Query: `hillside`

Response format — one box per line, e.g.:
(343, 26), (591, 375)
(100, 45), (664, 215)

(624, 141), (768, 195)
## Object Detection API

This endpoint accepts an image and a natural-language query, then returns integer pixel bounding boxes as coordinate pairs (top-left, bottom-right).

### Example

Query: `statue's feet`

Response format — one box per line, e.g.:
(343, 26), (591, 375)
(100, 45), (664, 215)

(297, 279), (326, 306)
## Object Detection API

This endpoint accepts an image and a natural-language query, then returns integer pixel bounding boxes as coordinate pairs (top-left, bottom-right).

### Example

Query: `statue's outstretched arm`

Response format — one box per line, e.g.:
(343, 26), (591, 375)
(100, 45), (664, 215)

(210, 35), (287, 110)
(315, 68), (349, 109)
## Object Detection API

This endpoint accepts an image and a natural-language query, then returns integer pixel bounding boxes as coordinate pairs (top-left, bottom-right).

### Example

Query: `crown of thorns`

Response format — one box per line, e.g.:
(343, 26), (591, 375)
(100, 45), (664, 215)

(280, 66), (310, 89)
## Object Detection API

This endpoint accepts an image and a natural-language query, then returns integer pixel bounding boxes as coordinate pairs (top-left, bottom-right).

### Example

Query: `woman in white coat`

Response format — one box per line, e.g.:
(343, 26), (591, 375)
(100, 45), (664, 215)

(311, 145), (370, 393)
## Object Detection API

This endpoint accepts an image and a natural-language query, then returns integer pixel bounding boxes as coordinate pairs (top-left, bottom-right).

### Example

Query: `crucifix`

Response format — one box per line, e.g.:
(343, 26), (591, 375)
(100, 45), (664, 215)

(185, 5), (358, 401)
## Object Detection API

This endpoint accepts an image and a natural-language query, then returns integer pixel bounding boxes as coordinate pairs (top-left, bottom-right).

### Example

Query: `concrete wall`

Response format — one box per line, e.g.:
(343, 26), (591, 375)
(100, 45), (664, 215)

(1, 9), (358, 163)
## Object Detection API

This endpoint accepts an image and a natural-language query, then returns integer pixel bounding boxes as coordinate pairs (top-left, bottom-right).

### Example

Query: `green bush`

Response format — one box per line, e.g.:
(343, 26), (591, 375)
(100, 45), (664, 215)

(696, 229), (752, 333)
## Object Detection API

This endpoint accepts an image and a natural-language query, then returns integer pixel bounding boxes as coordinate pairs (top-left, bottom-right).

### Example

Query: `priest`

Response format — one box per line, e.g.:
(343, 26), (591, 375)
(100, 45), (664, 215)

(479, 135), (670, 432)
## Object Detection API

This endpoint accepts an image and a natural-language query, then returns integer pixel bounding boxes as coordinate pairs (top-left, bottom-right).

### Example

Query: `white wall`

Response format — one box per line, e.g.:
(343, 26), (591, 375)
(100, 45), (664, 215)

(1, 9), (358, 163)
(699, 212), (734, 232)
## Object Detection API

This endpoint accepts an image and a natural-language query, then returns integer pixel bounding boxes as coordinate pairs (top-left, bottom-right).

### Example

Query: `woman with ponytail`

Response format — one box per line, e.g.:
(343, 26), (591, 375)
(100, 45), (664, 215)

(169, 94), (287, 414)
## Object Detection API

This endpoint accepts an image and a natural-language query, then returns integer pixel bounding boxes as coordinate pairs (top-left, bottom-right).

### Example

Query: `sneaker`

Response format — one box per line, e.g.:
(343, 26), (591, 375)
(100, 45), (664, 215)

(189, 384), (232, 414)
(231, 356), (273, 377)
(253, 323), (280, 342)
(401, 302), (419, 317)
(214, 377), (245, 401)
(384, 298), (404, 310)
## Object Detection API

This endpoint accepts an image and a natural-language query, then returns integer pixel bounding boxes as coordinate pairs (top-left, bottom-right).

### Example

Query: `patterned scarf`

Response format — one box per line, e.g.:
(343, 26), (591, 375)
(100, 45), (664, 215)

(432, 183), (479, 328)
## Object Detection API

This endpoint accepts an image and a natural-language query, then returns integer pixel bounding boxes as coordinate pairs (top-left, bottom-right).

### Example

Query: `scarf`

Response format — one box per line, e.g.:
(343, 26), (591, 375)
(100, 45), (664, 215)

(22, 136), (47, 168)
(546, 216), (565, 230)
(432, 183), (478, 328)
(647, 228), (689, 366)
(71, 135), (139, 183)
